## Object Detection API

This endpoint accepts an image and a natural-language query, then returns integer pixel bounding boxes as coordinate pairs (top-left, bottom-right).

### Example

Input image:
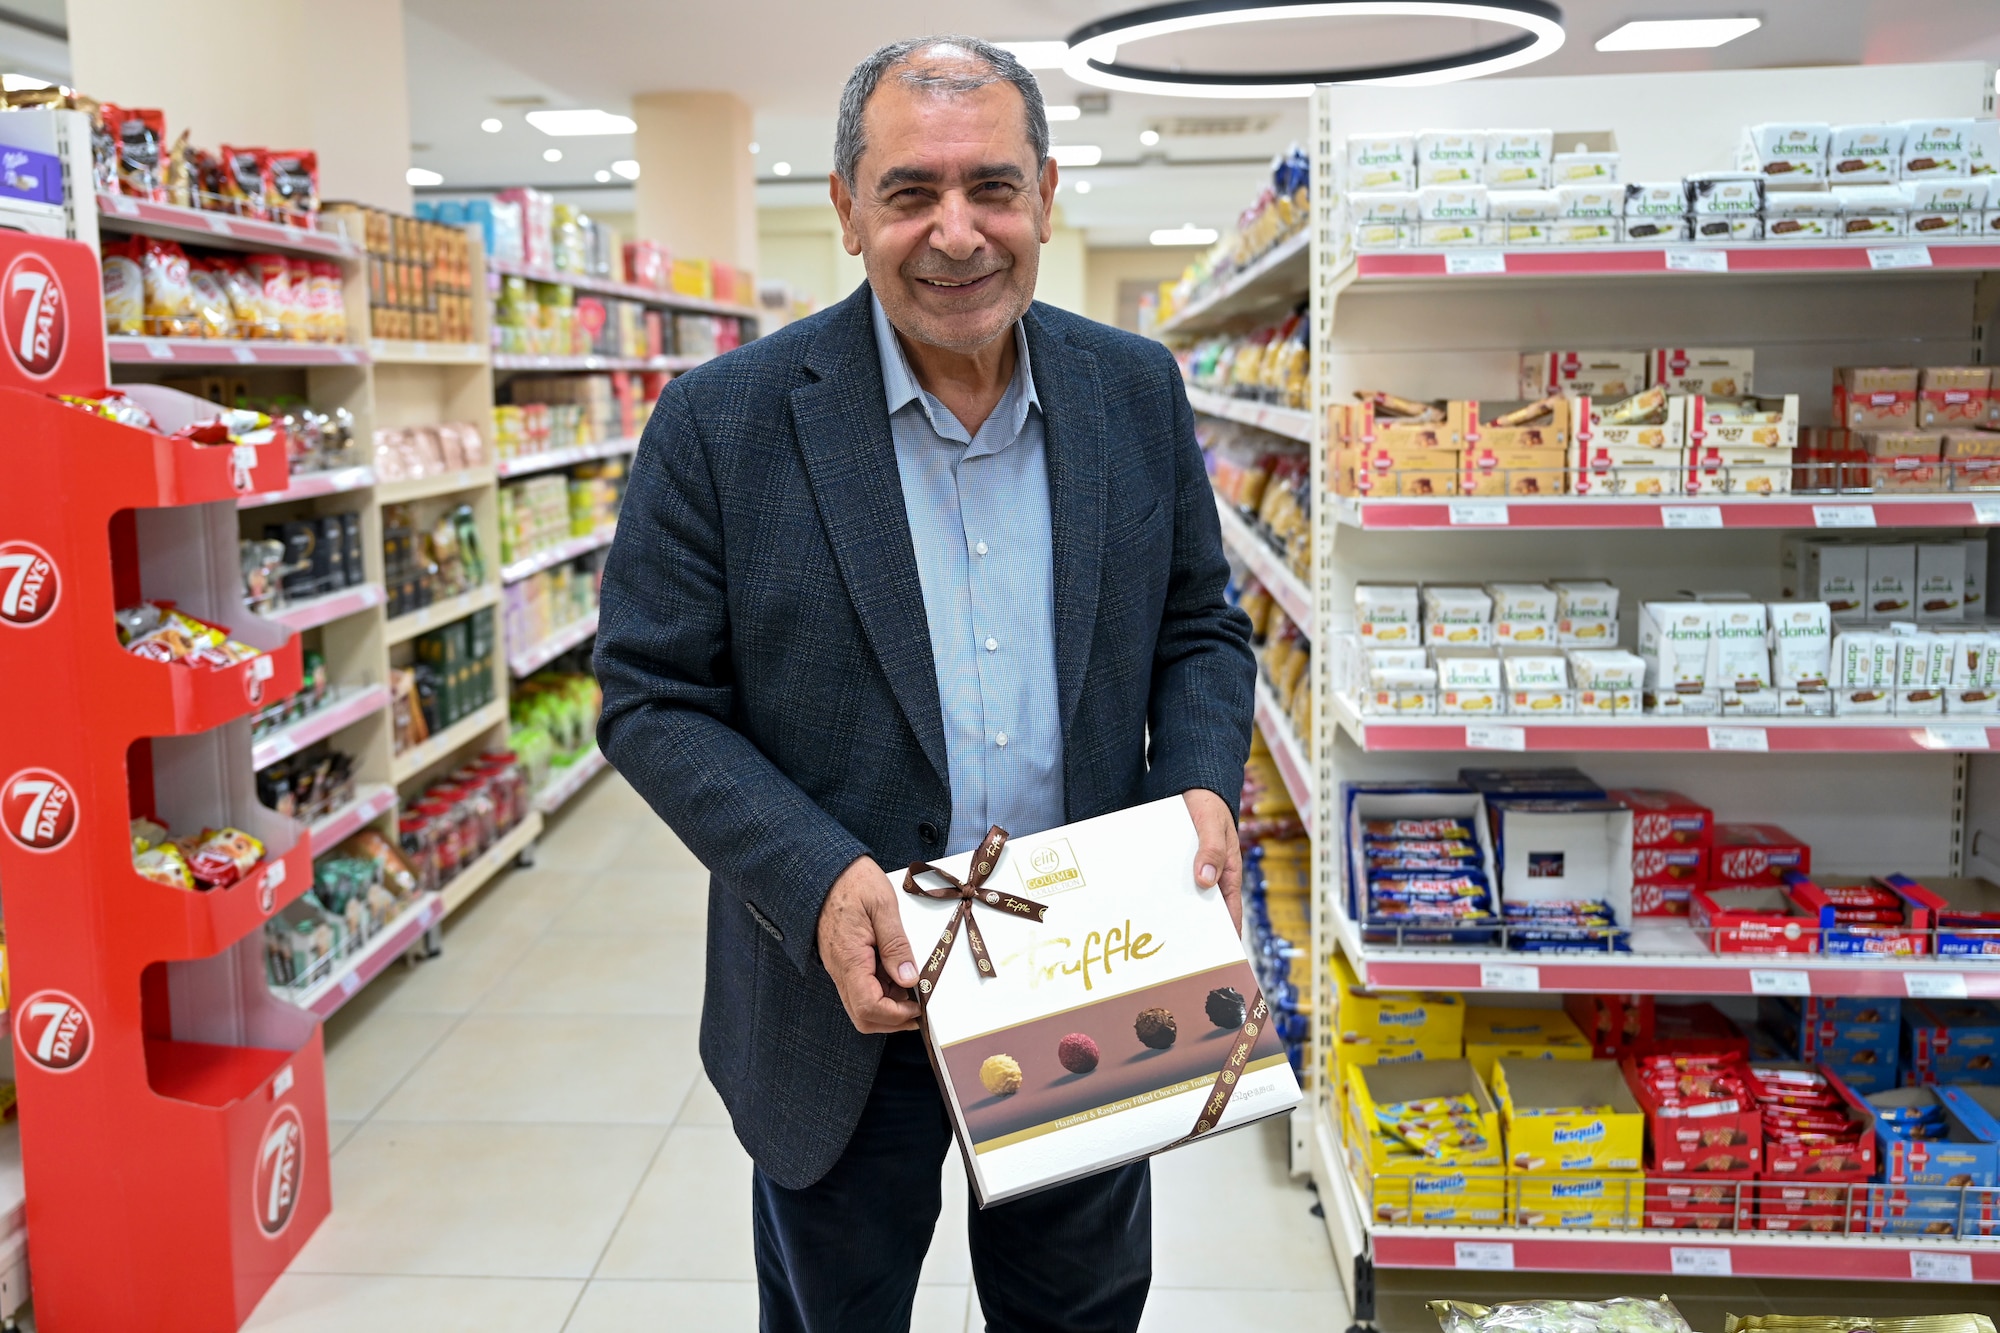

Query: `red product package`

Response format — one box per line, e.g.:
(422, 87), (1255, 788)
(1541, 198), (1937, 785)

(1624, 1052), (1763, 1172)
(1645, 1167), (1755, 1229)
(1612, 789), (1713, 847)
(1692, 884), (1815, 955)
(109, 106), (167, 200)
(266, 150), (319, 224)
(1638, 1002), (1750, 1058)
(219, 145), (269, 220)
(1566, 994), (1653, 1059)
(1631, 845), (1710, 916)
(1713, 823), (1811, 883)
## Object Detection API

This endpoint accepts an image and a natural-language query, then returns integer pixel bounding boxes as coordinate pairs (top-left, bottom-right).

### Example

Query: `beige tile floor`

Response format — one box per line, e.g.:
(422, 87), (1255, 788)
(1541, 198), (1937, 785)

(11, 771), (1962, 1331)
(234, 772), (1346, 1332)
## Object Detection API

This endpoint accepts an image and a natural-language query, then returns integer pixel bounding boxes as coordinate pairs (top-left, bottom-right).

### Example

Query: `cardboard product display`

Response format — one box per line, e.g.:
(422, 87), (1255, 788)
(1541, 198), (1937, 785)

(1651, 349), (1755, 398)
(1565, 994), (1655, 1060)
(1919, 366), (1994, 428)
(1345, 784), (1500, 946)
(1494, 1059), (1645, 1173)
(1882, 875), (2000, 957)
(1462, 1007), (1593, 1084)
(894, 800), (1301, 1207)
(1902, 1000), (2000, 1085)
(1519, 351), (1648, 402)
(1835, 366), (1921, 430)
(1786, 873), (1933, 957)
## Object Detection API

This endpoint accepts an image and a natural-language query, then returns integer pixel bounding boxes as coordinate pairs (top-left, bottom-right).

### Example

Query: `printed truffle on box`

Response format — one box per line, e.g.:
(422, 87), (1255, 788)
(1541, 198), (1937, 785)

(894, 797), (1301, 1206)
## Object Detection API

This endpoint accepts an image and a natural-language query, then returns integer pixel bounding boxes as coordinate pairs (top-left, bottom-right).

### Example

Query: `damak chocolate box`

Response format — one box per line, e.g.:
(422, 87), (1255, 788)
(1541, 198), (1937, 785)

(895, 797), (1302, 1206)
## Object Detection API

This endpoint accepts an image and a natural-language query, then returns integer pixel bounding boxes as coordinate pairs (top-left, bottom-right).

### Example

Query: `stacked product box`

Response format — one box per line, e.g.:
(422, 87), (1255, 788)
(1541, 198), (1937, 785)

(1344, 1058), (1506, 1225)
(1637, 601), (1834, 718)
(1883, 873), (2000, 955)
(1903, 1001), (2000, 1086)
(1495, 1060), (1645, 1229)
(1866, 1085), (2000, 1235)
(1330, 950), (1464, 1115)
(1486, 796), (1635, 953)
(1823, 366), (2000, 492)
(1345, 783), (1500, 945)
(1329, 396), (1463, 496)
(1742, 1061), (1877, 1232)
(1760, 997), (1902, 1094)
(1462, 1007), (1593, 1083)
(1572, 390), (1798, 498)
(1612, 789), (1712, 916)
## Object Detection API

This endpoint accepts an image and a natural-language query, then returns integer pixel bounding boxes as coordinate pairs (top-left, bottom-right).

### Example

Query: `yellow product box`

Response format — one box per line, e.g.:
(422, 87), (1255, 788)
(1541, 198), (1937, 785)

(1334, 445), (1461, 498)
(1460, 445), (1569, 497)
(1462, 1007), (1591, 1083)
(669, 257), (713, 300)
(1493, 1059), (1645, 1173)
(1511, 1169), (1645, 1229)
(1351, 1142), (1507, 1225)
(1333, 951), (1464, 1049)
(1346, 1058), (1502, 1174)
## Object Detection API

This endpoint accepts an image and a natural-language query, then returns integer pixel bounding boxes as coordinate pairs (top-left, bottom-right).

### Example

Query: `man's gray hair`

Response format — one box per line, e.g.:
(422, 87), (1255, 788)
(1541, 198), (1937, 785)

(834, 35), (1049, 190)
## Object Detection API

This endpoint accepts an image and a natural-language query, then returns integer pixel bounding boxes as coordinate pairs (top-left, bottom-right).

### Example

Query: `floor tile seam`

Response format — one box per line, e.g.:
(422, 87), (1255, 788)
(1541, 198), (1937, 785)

(334, 998), (475, 1136)
(575, 1113), (682, 1289)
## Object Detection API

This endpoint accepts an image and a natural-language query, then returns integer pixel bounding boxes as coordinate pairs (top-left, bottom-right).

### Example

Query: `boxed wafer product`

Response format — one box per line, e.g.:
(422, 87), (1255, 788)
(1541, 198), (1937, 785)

(1828, 123), (1905, 184)
(1462, 1008), (1592, 1084)
(1417, 131), (1484, 187)
(1495, 1059), (1644, 1172)
(893, 799), (1301, 1205)
(1519, 351), (1647, 401)
(1738, 122), (1831, 187)
(1835, 366), (1920, 430)
(1650, 349), (1754, 398)
(1639, 603), (1715, 713)
(1347, 134), (1416, 192)
(1920, 367), (1994, 429)
(1485, 130), (1553, 189)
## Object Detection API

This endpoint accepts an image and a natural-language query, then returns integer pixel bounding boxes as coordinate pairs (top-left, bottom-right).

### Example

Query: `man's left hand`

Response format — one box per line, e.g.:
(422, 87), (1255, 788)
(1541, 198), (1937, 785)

(1183, 788), (1243, 934)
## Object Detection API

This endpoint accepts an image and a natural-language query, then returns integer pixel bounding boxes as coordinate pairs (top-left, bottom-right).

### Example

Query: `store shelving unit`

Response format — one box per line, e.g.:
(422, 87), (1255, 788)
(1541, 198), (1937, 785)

(510, 612), (601, 679)
(1293, 62), (2000, 1306)
(1164, 61), (2000, 1312)
(500, 527), (616, 584)
(495, 436), (639, 479)
(486, 254), (761, 322)
(534, 745), (609, 816)
(1187, 387), (1314, 444)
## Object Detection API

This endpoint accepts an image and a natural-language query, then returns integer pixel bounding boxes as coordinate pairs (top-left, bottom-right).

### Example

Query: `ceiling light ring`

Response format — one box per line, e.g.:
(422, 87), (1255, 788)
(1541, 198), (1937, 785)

(1062, 0), (1565, 96)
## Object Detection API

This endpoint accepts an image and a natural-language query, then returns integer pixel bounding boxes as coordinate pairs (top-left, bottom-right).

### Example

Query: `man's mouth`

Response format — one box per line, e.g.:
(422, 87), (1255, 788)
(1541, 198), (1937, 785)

(915, 272), (997, 291)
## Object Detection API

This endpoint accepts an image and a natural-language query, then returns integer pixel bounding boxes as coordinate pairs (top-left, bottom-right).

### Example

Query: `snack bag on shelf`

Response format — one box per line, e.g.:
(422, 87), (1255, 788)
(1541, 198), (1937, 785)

(141, 237), (196, 337)
(219, 145), (269, 219)
(266, 150), (319, 224)
(102, 235), (145, 335)
(187, 259), (234, 339)
(110, 105), (166, 200)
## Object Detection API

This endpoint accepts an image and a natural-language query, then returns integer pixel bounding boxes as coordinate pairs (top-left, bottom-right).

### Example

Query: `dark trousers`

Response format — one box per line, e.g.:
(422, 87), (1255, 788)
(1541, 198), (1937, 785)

(753, 1030), (1152, 1333)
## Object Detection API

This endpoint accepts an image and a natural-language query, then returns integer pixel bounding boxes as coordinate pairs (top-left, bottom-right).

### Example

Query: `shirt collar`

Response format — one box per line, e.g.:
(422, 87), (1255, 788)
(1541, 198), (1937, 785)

(870, 290), (1039, 445)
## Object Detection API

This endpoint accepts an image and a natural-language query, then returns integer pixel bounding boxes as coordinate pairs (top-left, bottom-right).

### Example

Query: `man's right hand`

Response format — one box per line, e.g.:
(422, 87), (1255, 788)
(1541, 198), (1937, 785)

(817, 856), (922, 1034)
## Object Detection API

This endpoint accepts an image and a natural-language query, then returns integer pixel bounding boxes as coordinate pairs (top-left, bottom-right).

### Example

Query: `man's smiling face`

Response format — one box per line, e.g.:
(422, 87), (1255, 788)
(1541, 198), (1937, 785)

(833, 58), (1056, 354)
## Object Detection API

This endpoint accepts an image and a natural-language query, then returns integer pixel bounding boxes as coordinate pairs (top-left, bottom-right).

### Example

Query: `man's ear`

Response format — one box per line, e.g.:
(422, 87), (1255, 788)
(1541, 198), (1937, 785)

(831, 172), (864, 257)
(1038, 158), (1058, 245)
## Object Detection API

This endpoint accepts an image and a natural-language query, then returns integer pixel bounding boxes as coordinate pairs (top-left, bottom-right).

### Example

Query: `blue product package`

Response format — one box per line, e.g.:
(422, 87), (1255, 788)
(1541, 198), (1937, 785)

(0, 145), (62, 205)
(1905, 1000), (2000, 1084)
(1458, 767), (1605, 798)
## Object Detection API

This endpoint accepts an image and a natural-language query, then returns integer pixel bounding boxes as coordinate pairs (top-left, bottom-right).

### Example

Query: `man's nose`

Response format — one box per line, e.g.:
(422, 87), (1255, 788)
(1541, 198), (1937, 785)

(928, 190), (982, 261)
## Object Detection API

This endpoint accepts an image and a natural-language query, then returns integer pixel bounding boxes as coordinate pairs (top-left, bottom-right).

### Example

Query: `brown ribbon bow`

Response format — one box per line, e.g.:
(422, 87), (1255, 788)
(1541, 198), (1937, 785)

(901, 825), (1048, 1002)
(902, 823), (1270, 1148)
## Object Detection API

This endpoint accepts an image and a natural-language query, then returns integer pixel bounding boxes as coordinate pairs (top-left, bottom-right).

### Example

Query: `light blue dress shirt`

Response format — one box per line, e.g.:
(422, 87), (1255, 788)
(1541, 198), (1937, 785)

(871, 294), (1065, 856)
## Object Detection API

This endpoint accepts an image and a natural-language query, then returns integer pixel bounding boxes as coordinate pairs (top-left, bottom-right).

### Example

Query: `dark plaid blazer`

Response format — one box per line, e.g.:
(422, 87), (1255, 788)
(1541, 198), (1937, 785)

(595, 282), (1256, 1188)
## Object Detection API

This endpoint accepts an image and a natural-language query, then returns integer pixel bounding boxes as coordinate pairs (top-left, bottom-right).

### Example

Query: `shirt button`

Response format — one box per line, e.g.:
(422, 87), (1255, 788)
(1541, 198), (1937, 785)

(975, 541), (989, 557)
(985, 636), (998, 653)
(996, 732), (1009, 748)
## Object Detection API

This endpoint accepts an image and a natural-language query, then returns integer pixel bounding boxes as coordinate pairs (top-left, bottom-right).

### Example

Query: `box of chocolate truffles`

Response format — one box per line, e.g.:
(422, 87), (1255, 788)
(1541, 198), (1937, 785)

(895, 795), (1302, 1205)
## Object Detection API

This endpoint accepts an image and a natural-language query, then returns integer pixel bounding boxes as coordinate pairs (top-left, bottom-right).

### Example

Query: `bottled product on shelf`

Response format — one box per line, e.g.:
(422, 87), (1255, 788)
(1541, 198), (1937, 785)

(1347, 118), (2000, 253)
(493, 274), (659, 359)
(498, 373), (645, 450)
(326, 204), (476, 344)
(395, 751), (530, 894)
(498, 458), (622, 567)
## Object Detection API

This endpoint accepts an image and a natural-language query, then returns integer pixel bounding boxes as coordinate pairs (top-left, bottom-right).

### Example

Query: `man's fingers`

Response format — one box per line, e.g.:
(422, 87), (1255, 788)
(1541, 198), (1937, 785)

(870, 896), (921, 989)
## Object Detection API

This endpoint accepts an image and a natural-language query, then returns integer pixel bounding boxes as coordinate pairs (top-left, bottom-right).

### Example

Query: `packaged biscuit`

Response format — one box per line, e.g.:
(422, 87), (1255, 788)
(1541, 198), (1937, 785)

(1357, 584), (1420, 643)
(1489, 584), (1557, 644)
(1693, 216), (1762, 242)
(141, 237), (196, 337)
(1521, 351), (1646, 401)
(1491, 189), (1560, 221)
(101, 235), (144, 335)
(219, 145), (269, 219)
(1548, 220), (1617, 246)
(1351, 191), (1419, 222)
(1552, 151), (1619, 184)
(1484, 130), (1553, 189)
(1347, 134), (1416, 192)
(110, 105), (166, 200)
(1738, 122), (1831, 187)
(1416, 131), (1483, 188)
(1765, 191), (1843, 241)
(1829, 123), (1906, 184)
(1640, 603), (1715, 706)
(1688, 171), (1764, 216)
(1650, 348), (1753, 398)
(1623, 182), (1687, 218)
(1555, 184), (1620, 219)
(1902, 120), (1975, 179)
(1418, 185), (1489, 221)
(1353, 221), (1407, 251)
(1622, 218), (1688, 244)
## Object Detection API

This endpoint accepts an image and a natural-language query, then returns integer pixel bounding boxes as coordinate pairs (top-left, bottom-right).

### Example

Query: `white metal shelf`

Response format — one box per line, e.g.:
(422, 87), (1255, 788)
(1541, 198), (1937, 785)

(1253, 675), (1314, 825)
(1216, 496), (1312, 634)
(237, 465), (376, 509)
(1156, 230), (1309, 338)
(486, 256), (760, 321)
(390, 699), (510, 784)
(440, 812), (544, 916)
(1332, 493), (2000, 532)
(306, 782), (398, 857)
(375, 467), (497, 506)
(284, 891), (443, 1019)
(368, 340), (488, 366)
(95, 192), (359, 259)
(494, 437), (639, 479)
(265, 583), (386, 634)
(251, 684), (391, 770)
(500, 527), (614, 585)
(109, 336), (367, 367)
(1185, 387), (1314, 443)
(509, 612), (599, 679)
(534, 745), (608, 816)
(383, 583), (501, 646)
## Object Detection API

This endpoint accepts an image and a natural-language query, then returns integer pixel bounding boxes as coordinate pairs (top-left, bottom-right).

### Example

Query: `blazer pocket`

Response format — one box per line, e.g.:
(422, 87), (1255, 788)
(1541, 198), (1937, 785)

(1105, 498), (1165, 545)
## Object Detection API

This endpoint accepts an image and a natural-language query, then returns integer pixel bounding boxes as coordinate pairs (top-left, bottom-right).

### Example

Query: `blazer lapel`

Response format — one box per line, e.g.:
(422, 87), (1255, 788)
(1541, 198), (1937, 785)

(1025, 305), (1106, 742)
(791, 285), (950, 791)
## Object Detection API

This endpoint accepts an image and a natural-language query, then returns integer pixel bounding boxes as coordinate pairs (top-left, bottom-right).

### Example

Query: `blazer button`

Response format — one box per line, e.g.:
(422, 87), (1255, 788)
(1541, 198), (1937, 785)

(918, 821), (940, 844)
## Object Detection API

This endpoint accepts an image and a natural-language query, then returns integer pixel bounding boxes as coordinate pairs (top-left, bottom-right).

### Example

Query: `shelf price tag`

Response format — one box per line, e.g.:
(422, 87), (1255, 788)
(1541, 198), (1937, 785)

(1813, 505), (1876, 529)
(1869, 245), (1933, 271)
(1466, 725), (1526, 752)
(204, 213), (234, 235)
(1670, 1247), (1732, 1277)
(1454, 1241), (1515, 1270)
(1664, 249), (1728, 274)
(231, 345), (258, 364)
(339, 970), (361, 996)
(1708, 727), (1768, 752)
(142, 338), (173, 360)
(267, 858), (286, 888)
(1910, 1252), (1974, 1283)
(1920, 726), (1990, 750)
(1444, 251), (1506, 276)
(108, 195), (139, 216)
(1907, 972), (1969, 1000)
(1447, 501), (1509, 526)
(1975, 502), (2000, 525)
(1480, 963), (1540, 991)
(1749, 969), (1810, 996)
(1661, 505), (1723, 529)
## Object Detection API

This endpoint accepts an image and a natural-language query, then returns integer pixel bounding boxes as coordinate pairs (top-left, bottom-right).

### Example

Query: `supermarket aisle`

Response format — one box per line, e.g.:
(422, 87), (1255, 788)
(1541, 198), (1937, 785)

(241, 773), (1345, 1333)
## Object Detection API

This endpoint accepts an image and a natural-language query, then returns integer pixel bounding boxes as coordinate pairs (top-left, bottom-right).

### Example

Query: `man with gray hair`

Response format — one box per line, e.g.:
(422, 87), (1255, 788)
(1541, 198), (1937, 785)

(596, 34), (1254, 1332)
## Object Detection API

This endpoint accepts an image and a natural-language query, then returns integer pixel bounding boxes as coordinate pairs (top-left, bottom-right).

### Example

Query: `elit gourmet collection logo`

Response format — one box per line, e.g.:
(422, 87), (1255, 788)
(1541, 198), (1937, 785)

(16, 989), (91, 1072)
(3, 766), (77, 852)
(4, 252), (65, 379)
(255, 1104), (306, 1237)
(1018, 838), (1084, 895)
(0, 541), (58, 626)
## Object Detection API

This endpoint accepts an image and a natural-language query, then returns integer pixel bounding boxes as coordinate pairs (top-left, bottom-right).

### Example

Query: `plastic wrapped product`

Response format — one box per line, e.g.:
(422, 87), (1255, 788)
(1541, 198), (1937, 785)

(102, 236), (145, 335)
(110, 106), (166, 200)
(1431, 1297), (1694, 1333)
(141, 238), (196, 337)
(188, 827), (265, 888)
(134, 843), (195, 890)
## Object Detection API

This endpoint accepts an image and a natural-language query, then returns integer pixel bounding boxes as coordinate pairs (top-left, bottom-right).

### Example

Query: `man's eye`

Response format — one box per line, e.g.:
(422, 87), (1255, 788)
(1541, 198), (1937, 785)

(973, 181), (1013, 196)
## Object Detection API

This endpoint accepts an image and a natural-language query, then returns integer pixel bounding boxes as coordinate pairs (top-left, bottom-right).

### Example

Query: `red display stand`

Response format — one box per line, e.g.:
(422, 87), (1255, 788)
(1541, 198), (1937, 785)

(0, 232), (330, 1328)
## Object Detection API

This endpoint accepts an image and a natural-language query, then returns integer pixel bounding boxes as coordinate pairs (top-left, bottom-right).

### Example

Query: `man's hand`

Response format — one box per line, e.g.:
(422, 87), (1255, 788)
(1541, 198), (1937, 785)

(1184, 788), (1243, 934)
(817, 856), (923, 1034)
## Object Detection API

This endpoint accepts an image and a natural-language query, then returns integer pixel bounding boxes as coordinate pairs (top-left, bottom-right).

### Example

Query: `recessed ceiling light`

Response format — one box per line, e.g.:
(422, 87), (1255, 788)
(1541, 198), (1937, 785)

(1139, 129), (1161, 146)
(773, 162), (793, 176)
(594, 170), (612, 183)
(1151, 225), (1218, 246)
(1050, 145), (1102, 167)
(1596, 17), (1760, 50)
(525, 108), (637, 136)
(749, 141), (761, 154)
(996, 40), (1069, 69)
(611, 159), (640, 180)
(1074, 180), (1093, 194)
(543, 148), (563, 162)
(406, 167), (443, 187)
(1064, 1), (1567, 98)
(480, 117), (503, 133)
(1047, 105), (1082, 122)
